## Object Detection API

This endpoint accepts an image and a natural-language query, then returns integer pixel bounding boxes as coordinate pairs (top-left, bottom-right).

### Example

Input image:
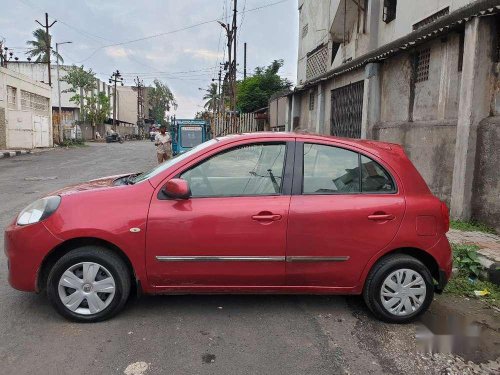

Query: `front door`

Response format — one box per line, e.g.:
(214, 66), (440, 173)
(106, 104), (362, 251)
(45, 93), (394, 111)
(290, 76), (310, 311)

(286, 141), (405, 287)
(146, 141), (293, 287)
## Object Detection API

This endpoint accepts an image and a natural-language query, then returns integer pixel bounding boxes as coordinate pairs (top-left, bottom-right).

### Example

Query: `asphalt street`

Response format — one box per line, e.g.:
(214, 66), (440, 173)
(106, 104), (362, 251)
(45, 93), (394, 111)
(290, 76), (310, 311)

(0, 141), (498, 375)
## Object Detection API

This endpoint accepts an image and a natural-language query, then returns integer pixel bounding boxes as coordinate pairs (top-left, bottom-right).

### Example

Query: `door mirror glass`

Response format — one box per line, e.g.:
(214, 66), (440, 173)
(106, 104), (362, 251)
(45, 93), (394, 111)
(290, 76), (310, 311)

(163, 178), (191, 199)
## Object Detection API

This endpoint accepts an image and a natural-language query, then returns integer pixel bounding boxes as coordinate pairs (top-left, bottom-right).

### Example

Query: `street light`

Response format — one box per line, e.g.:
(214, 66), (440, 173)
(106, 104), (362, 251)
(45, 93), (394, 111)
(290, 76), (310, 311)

(56, 41), (72, 143)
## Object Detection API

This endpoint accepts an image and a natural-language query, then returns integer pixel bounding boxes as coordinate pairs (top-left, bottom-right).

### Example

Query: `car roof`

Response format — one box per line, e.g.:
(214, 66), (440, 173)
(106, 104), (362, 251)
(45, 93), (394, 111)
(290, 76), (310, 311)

(215, 132), (401, 153)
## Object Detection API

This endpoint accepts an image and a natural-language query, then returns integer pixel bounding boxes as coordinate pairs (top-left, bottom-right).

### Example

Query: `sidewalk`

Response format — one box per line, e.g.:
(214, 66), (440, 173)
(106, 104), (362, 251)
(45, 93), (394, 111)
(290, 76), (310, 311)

(0, 147), (55, 159)
(447, 228), (500, 283)
(0, 149), (32, 159)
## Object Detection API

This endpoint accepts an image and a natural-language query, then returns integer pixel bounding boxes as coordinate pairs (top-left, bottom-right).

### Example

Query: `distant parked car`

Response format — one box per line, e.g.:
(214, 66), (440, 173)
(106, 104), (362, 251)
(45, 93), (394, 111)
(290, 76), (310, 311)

(5, 133), (451, 323)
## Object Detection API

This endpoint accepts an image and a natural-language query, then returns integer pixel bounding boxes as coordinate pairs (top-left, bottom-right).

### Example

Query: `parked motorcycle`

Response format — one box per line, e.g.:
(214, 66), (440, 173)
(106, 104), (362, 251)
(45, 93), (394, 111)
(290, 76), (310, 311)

(105, 133), (124, 144)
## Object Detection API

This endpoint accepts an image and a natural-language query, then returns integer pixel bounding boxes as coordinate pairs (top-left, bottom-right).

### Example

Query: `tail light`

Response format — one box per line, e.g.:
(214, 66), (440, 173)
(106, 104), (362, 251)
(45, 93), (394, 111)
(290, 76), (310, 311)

(440, 201), (450, 233)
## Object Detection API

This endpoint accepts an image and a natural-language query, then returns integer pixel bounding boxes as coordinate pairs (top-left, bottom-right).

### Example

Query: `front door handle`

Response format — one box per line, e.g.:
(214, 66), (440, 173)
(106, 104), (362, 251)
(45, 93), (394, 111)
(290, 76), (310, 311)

(368, 213), (395, 221)
(252, 213), (282, 222)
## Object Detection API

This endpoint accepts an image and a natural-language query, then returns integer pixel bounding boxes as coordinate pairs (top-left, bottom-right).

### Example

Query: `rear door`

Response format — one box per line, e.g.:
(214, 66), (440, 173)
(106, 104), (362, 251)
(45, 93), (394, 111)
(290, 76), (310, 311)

(286, 140), (405, 287)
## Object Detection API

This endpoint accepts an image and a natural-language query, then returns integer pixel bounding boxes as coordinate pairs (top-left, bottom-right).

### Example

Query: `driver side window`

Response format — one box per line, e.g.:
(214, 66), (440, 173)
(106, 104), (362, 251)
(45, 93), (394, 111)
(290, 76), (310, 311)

(181, 143), (286, 197)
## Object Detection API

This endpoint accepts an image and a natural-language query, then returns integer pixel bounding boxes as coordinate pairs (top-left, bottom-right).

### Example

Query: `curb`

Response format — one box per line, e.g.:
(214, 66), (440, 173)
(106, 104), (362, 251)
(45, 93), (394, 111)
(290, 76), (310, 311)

(0, 150), (32, 159)
(477, 254), (500, 285)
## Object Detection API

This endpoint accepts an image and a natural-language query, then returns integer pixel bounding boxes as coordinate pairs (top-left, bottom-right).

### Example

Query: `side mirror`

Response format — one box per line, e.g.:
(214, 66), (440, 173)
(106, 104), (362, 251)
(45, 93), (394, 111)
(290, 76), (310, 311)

(163, 178), (191, 199)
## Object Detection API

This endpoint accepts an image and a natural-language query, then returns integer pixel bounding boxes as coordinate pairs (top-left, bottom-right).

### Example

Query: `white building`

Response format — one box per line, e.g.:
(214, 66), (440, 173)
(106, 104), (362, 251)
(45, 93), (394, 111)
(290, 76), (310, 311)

(0, 66), (52, 149)
(7, 62), (145, 139)
(271, 0), (500, 231)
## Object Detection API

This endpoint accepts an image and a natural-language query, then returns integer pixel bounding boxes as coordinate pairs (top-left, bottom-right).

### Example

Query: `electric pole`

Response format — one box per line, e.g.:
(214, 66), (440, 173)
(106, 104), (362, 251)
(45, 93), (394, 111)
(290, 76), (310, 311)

(35, 13), (56, 86)
(109, 70), (123, 131)
(232, 0), (237, 119)
(134, 76), (144, 133)
(243, 42), (247, 79)
(218, 0), (238, 133)
(56, 41), (72, 143)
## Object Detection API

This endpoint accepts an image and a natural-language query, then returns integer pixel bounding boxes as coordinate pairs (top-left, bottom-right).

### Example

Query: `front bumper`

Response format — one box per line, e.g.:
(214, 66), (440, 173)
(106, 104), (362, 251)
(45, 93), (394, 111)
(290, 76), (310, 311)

(4, 222), (61, 292)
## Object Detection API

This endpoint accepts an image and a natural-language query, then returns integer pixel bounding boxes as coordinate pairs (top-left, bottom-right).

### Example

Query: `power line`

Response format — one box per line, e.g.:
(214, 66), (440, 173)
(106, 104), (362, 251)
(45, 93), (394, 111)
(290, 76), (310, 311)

(75, 0), (291, 63)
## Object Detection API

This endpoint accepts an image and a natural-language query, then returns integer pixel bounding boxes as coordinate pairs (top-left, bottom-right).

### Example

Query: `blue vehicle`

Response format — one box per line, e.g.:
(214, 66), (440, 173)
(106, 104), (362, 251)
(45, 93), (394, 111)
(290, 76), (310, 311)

(170, 119), (211, 156)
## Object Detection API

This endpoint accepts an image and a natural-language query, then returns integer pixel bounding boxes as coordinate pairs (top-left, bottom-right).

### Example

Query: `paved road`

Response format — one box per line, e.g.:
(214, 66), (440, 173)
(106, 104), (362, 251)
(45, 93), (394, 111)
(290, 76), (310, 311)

(0, 141), (497, 375)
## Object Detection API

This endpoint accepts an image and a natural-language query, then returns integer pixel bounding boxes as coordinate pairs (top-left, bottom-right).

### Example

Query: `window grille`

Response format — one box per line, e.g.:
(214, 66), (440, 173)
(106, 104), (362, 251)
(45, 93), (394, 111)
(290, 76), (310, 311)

(383, 0), (397, 24)
(309, 91), (315, 111)
(330, 81), (364, 138)
(306, 44), (328, 80)
(20, 90), (49, 113)
(415, 48), (431, 83)
(6, 86), (17, 110)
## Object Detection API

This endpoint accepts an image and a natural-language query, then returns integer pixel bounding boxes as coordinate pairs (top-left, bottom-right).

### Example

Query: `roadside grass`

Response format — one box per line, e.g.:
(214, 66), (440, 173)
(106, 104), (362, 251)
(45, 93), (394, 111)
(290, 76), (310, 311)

(445, 272), (500, 308)
(450, 219), (496, 234)
(60, 139), (87, 147)
(444, 243), (500, 308)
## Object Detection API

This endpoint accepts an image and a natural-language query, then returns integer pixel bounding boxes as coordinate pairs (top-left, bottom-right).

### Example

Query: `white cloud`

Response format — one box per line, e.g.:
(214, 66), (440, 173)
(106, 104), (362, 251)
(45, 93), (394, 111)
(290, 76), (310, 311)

(105, 46), (130, 58)
(183, 48), (223, 62)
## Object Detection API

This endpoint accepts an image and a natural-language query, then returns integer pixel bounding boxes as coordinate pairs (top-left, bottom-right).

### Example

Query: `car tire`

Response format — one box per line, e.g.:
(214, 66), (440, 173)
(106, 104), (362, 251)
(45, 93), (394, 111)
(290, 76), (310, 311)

(47, 246), (131, 323)
(363, 254), (434, 323)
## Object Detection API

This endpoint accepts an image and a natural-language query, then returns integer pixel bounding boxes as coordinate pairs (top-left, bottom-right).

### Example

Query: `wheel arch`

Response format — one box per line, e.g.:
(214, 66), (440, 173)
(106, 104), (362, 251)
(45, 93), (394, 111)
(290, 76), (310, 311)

(364, 247), (440, 284)
(37, 237), (138, 295)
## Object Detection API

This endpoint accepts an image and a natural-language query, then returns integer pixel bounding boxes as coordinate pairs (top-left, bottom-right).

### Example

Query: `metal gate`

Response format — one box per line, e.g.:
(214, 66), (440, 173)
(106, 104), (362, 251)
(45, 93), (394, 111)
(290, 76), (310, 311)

(330, 81), (364, 138)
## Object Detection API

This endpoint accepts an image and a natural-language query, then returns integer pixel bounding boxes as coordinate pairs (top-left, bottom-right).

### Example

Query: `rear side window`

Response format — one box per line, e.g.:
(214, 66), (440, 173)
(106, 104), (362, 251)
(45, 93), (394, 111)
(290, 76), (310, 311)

(302, 143), (396, 194)
(361, 155), (395, 192)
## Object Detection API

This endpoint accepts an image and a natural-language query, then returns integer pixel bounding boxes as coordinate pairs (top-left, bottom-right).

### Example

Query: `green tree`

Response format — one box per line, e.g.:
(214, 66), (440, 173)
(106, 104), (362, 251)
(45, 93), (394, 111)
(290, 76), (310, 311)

(26, 28), (63, 63)
(149, 79), (177, 125)
(236, 59), (291, 113)
(203, 83), (219, 115)
(61, 65), (109, 139)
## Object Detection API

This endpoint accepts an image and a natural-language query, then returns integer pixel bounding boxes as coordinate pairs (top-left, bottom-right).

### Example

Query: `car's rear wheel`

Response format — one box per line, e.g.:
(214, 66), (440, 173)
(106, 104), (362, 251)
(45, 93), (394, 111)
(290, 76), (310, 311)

(47, 246), (131, 322)
(363, 254), (434, 323)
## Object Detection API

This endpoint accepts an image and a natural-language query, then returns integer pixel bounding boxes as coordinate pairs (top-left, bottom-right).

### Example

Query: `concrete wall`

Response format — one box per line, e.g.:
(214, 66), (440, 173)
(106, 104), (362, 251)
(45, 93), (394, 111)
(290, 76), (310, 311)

(116, 86), (138, 125)
(373, 121), (457, 205)
(472, 116), (500, 233)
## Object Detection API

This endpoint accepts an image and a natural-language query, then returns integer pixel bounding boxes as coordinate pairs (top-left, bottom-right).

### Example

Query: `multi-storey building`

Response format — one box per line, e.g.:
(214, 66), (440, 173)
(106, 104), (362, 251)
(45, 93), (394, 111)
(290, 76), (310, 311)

(274, 0), (500, 231)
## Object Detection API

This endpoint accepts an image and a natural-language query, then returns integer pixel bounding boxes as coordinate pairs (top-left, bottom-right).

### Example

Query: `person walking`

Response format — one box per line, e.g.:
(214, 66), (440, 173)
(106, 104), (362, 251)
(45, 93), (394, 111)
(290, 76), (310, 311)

(155, 126), (171, 164)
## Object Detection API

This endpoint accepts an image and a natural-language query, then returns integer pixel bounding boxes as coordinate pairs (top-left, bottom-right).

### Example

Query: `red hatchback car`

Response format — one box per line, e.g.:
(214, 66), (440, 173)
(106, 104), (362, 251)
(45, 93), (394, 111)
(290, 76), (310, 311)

(5, 133), (452, 323)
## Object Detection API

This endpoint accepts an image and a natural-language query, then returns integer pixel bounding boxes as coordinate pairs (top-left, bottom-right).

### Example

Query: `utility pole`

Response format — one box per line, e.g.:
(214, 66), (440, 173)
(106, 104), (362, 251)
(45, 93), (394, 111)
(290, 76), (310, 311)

(36, 13), (56, 86)
(109, 70), (123, 131)
(134, 76), (144, 134)
(218, 0), (238, 133)
(56, 41), (72, 143)
(243, 42), (247, 79)
(232, 0), (237, 119)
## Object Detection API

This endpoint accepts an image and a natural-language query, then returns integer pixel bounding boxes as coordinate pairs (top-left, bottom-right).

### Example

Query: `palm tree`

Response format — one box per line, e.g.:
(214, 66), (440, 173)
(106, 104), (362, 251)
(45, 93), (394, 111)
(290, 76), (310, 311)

(26, 28), (63, 63)
(203, 83), (219, 115)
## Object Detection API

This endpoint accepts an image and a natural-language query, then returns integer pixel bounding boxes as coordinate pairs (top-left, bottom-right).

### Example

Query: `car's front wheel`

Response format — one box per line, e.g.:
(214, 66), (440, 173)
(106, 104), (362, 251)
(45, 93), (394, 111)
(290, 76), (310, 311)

(363, 254), (434, 323)
(47, 246), (131, 322)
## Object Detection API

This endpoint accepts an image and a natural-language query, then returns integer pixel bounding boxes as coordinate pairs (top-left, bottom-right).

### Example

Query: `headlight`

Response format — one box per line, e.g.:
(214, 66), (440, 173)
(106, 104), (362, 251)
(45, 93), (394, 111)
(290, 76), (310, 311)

(17, 196), (61, 226)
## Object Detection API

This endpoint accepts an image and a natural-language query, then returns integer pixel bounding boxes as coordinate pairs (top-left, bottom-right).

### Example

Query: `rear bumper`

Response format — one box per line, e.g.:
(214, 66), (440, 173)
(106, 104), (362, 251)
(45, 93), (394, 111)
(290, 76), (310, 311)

(429, 234), (453, 293)
(435, 269), (449, 293)
(4, 222), (61, 292)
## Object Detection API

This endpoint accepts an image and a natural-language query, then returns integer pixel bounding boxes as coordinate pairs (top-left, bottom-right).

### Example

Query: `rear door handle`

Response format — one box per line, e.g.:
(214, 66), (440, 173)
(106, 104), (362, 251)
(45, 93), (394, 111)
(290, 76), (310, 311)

(252, 214), (282, 221)
(368, 214), (395, 221)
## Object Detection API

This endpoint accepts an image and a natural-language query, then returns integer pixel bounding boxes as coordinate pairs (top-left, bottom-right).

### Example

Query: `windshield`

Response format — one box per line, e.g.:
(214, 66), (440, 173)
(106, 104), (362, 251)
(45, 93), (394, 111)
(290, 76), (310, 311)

(181, 126), (203, 148)
(132, 139), (217, 184)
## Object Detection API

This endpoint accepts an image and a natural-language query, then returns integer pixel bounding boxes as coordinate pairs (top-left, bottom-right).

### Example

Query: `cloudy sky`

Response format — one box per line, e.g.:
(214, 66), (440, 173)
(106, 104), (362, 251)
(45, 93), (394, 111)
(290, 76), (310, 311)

(0, 0), (299, 117)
